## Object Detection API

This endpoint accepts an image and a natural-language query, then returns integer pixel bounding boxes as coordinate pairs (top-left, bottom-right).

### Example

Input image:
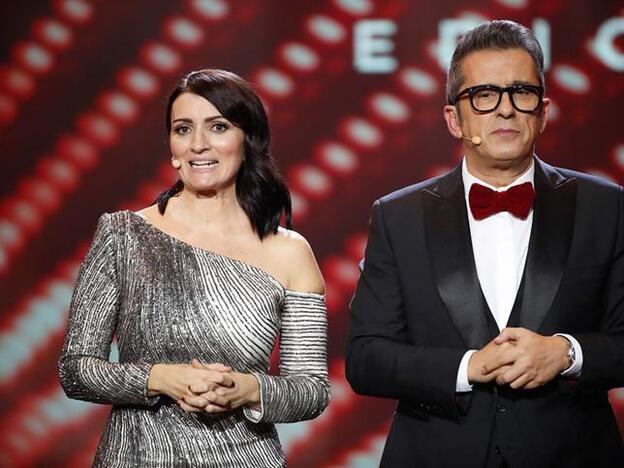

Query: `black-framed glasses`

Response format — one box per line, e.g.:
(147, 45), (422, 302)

(452, 84), (544, 113)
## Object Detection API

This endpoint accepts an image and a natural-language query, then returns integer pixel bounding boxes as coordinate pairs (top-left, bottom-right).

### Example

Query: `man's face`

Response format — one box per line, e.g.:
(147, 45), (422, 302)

(444, 48), (550, 170)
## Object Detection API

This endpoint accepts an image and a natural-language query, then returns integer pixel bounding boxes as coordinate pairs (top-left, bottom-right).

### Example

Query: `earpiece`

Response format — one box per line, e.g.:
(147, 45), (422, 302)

(462, 135), (482, 146)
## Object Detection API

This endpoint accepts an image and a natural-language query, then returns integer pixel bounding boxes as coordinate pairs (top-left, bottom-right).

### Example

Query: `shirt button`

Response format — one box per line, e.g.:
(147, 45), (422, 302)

(496, 403), (507, 413)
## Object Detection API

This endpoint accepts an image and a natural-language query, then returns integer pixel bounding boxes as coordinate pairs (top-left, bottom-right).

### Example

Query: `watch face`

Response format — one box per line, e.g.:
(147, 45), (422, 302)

(566, 342), (575, 369)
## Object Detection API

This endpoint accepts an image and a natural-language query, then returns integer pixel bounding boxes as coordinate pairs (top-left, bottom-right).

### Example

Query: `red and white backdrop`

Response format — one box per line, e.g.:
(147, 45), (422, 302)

(0, 0), (623, 466)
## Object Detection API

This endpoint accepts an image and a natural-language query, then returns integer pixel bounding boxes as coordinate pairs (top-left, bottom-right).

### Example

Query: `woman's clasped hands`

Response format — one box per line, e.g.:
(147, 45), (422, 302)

(147, 359), (261, 414)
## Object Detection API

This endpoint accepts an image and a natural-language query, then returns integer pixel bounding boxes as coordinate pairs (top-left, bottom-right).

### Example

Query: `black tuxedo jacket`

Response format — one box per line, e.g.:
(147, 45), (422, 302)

(346, 158), (624, 468)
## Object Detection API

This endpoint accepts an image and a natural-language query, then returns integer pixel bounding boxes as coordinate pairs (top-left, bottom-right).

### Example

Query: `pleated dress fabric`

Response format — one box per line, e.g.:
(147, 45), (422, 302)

(58, 211), (330, 467)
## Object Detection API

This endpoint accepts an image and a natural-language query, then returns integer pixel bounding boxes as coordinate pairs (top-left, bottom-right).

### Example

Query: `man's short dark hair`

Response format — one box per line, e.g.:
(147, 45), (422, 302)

(446, 20), (545, 105)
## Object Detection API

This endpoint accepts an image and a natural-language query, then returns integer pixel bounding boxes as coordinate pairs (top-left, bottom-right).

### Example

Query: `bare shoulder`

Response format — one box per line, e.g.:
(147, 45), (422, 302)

(268, 228), (325, 294)
(271, 227), (313, 259)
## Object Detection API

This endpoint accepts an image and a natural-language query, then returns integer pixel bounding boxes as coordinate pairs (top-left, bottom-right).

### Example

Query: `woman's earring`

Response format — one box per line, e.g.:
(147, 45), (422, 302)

(171, 158), (181, 169)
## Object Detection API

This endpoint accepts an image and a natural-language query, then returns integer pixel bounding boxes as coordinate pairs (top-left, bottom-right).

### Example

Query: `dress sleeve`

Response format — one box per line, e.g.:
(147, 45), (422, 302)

(244, 290), (330, 423)
(58, 213), (159, 407)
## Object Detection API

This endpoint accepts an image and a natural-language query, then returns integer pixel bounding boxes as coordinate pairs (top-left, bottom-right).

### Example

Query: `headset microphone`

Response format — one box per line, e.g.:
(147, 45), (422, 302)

(462, 135), (482, 146)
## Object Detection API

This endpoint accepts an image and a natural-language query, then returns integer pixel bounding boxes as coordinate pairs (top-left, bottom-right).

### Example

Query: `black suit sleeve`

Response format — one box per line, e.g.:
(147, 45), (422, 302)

(345, 200), (466, 418)
(575, 186), (624, 388)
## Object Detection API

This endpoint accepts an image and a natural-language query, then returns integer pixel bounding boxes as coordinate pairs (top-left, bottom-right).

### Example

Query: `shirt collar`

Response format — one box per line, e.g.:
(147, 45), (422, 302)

(462, 157), (535, 197)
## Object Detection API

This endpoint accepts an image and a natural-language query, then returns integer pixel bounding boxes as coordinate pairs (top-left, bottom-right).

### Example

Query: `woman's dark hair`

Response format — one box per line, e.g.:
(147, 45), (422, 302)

(157, 69), (292, 239)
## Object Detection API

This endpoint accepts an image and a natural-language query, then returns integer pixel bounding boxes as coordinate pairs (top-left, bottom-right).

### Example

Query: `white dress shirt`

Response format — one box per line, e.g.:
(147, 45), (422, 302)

(455, 158), (582, 392)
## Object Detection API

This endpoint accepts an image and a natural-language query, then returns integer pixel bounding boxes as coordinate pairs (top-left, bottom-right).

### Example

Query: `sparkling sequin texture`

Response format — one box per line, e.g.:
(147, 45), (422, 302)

(58, 211), (330, 467)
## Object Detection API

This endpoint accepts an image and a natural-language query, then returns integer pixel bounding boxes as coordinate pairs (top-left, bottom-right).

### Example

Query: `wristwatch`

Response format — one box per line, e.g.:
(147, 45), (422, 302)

(561, 335), (576, 371)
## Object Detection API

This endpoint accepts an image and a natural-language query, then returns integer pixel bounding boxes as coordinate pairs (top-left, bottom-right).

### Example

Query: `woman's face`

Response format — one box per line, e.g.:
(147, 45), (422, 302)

(169, 92), (245, 195)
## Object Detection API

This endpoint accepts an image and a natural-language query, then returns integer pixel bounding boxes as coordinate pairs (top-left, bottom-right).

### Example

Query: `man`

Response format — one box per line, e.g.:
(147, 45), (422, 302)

(346, 20), (624, 468)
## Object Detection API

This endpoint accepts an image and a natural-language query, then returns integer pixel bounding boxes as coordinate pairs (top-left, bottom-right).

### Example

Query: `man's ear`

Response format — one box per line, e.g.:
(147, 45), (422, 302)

(539, 97), (551, 134)
(443, 105), (463, 139)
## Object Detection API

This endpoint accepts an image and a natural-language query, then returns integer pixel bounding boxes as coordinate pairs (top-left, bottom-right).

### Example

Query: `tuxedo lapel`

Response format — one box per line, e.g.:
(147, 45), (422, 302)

(423, 165), (490, 349)
(518, 157), (577, 331)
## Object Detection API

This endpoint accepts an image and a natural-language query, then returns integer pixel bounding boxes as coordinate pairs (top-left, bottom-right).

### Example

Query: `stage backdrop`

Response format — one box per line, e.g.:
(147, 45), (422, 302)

(1, 0), (623, 466)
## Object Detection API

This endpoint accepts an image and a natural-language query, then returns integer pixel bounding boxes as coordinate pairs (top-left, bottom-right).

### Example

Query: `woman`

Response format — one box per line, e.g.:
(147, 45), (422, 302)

(59, 69), (329, 467)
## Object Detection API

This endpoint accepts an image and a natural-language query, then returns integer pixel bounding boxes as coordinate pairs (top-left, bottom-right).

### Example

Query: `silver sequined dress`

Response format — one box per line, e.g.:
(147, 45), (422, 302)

(59, 211), (330, 467)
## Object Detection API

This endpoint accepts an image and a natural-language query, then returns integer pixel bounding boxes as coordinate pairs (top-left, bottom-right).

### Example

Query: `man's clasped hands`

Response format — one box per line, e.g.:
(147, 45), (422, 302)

(468, 327), (572, 389)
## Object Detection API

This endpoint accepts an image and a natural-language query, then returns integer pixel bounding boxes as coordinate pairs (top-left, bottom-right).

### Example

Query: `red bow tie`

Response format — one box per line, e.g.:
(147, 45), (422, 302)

(468, 182), (535, 220)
